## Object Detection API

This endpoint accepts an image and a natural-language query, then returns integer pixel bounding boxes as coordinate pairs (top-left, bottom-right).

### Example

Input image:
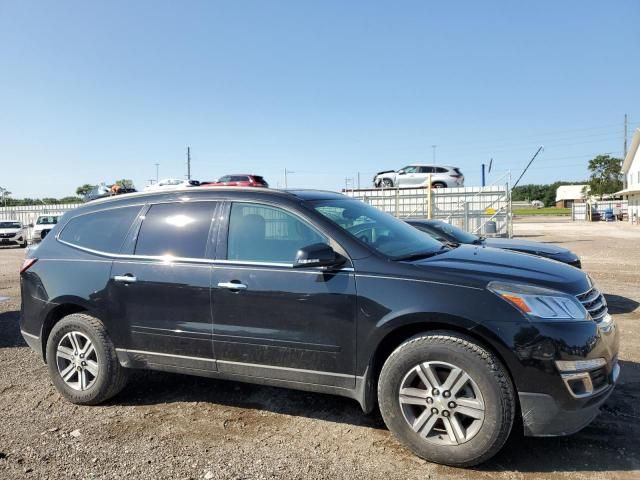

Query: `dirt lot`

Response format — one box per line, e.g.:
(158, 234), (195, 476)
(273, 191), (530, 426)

(1, 219), (639, 480)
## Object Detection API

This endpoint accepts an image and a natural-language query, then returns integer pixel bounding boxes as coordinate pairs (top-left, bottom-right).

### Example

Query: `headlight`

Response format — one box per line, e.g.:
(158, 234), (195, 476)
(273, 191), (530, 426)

(488, 281), (588, 321)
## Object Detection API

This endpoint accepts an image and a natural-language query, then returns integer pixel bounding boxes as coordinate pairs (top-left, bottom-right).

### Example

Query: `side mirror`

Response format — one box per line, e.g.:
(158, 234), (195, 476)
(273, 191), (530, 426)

(293, 243), (343, 269)
(28, 223), (34, 228)
(397, 170), (406, 175)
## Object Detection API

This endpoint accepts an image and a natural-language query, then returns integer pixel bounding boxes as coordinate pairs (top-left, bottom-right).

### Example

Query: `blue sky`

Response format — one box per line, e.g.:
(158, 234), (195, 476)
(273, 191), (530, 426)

(1, 1), (638, 198)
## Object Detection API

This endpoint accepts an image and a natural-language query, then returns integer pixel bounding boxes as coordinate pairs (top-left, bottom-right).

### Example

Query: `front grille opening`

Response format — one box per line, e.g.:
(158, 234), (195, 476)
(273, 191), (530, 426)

(591, 367), (608, 390)
(576, 287), (609, 323)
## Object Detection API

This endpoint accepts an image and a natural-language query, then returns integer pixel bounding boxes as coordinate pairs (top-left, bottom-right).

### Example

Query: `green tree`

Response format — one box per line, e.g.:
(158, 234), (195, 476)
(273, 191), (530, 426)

(76, 184), (96, 196)
(587, 155), (623, 199)
(114, 179), (135, 189)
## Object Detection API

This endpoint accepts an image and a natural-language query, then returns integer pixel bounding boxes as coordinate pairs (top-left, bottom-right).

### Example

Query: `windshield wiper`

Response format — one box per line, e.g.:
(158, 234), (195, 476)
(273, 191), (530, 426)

(394, 245), (451, 261)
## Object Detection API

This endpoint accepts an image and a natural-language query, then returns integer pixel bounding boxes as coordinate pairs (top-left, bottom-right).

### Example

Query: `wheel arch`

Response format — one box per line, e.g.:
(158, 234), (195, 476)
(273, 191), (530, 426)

(40, 301), (91, 362)
(362, 314), (518, 413)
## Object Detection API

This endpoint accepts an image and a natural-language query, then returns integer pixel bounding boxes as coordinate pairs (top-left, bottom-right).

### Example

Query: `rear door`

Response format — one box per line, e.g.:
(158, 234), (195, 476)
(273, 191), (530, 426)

(109, 200), (219, 372)
(211, 201), (357, 388)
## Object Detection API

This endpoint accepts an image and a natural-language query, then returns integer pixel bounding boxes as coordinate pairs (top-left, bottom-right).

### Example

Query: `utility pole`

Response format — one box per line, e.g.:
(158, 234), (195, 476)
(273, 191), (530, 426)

(357, 172), (361, 190)
(431, 145), (437, 163)
(284, 169), (294, 188)
(154, 163), (160, 183)
(186, 147), (191, 180)
(624, 113), (628, 158)
(481, 164), (486, 187)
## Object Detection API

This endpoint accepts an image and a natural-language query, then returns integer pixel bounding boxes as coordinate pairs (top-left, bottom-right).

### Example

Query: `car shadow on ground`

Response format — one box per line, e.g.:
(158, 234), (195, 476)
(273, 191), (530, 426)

(113, 360), (640, 473)
(0, 310), (26, 348)
(604, 294), (640, 314)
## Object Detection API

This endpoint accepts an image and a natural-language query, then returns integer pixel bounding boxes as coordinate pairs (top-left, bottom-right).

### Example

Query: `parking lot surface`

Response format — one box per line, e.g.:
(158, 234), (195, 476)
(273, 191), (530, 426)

(1, 219), (639, 479)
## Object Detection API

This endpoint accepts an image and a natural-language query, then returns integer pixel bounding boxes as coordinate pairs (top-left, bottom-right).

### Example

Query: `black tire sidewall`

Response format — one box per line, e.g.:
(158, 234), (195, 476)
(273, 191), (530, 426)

(378, 336), (513, 466)
(46, 315), (114, 404)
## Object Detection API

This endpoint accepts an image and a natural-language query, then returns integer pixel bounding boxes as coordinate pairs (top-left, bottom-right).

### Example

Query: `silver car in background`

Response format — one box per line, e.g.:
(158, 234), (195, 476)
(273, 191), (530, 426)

(373, 164), (464, 188)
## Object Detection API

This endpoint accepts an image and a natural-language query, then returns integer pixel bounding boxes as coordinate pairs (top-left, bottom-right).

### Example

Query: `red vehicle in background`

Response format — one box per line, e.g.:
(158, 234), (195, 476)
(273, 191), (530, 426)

(201, 174), (269, 188)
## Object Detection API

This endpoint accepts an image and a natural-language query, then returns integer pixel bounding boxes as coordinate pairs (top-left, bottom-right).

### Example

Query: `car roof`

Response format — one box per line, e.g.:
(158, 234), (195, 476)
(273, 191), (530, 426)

(405, 164), (459, 168)
(79, 187), (349, 209)
(0, 219), (22, 223)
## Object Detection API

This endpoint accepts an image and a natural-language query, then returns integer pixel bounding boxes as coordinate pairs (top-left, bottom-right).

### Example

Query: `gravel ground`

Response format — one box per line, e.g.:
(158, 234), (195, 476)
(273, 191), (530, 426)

(1, 219), (639, 480)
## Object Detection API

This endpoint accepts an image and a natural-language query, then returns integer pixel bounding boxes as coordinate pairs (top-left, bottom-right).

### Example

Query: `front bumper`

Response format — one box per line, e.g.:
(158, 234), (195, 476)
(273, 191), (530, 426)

(520, 360), (620, 436)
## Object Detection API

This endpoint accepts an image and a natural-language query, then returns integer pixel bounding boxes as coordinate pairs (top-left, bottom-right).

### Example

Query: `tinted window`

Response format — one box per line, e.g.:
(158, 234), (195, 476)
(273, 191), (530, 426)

(135, 202), (216, 258)
(419, 166), (434, 173)
(218, 176), (230, 182)
(60, 206), (141, 253)
(434, 167), (448, 173)
(230, 175), (249, 182)
(227, 203), (327, 263)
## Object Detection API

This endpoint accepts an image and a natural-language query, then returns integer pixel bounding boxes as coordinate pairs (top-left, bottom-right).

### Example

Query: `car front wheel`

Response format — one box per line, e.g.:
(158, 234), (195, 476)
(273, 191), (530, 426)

(378, 332), (515, 467)
(46, 313), (129, 405)
(382, 178), (394, 188)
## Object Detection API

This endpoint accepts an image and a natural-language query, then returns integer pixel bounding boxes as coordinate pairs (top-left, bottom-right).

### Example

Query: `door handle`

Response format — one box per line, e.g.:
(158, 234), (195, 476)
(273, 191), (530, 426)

(113, 274), (137, 283)
(217, 281), (247, 290)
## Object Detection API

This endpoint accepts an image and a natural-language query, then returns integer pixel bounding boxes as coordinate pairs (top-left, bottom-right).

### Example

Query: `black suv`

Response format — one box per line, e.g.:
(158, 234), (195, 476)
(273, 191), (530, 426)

(20, 188), (619, 467)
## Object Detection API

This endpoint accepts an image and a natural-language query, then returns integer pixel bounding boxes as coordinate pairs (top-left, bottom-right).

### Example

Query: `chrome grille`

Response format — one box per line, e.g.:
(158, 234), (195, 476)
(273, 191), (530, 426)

(576, 287), (608, 322)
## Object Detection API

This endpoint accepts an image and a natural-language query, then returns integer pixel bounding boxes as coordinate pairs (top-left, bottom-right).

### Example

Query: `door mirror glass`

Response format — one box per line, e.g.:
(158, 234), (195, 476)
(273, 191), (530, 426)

(293, 243), (341, 269)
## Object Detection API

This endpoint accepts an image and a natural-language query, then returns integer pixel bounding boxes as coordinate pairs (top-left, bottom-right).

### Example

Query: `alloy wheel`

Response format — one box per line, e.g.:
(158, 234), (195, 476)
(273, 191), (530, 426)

(398, 361), (485, 446)
(55, 331), (99, 391)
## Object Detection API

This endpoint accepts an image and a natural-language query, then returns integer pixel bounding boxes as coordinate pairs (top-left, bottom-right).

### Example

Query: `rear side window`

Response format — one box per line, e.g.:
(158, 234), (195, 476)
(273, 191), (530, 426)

(59, 206), (141, 253)
(134, 202), (217, 259)
(434, 167), (448, 173)
(418, 166), (434, 173)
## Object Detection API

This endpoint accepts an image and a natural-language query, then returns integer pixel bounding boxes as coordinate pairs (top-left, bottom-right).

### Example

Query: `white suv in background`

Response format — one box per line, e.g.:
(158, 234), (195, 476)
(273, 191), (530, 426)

(30, 214), (62, 243)
(0, 219), (28, 248)
(373, 165), (464, 188)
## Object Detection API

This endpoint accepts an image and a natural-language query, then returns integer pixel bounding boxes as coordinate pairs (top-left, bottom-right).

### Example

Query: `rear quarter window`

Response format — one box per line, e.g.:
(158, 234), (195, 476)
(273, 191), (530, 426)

(59, 206), (142, 253)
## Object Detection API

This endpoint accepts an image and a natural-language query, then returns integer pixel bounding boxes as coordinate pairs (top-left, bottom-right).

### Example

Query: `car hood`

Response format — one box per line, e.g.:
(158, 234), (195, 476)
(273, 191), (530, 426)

(0, 228), (21, 235)
(483, 237), (571, 256)
(408, 244), (589, 295)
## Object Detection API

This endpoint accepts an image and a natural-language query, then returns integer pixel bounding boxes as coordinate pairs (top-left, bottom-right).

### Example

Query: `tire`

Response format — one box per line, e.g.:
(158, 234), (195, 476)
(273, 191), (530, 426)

(382, 178), (394, 188)
(19, 240), (27, 248)
(378, 332), (515, 467)
(45, 313), (129, 405)
(431, 182), (447, 189)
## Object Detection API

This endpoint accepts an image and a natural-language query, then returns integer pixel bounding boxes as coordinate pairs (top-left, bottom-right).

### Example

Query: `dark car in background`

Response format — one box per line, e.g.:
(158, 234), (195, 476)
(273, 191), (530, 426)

(407, 219), (582, 268)
(201, 174), (268, 188)
(20, 188), (617, 467)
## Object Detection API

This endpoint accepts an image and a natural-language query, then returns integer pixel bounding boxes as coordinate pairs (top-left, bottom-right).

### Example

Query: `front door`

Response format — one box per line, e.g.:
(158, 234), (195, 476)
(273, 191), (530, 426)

(109, 201), (219, 371)
(211, 202), (357, 388)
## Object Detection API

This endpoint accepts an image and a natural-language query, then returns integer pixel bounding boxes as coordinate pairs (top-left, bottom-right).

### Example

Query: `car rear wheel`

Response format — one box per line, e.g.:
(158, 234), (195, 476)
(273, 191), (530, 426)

(378, 332), (515, 467)
(431, 181), (447, 189)
(46, 313), (129, 405)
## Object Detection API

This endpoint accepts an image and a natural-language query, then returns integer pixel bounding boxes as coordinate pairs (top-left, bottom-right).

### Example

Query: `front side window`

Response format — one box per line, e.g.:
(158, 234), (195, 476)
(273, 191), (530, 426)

(135, 202), (217, 258)
(313, 199), (443, 259)
(227, 203), (327, 263)
(60, 206), (141, 253)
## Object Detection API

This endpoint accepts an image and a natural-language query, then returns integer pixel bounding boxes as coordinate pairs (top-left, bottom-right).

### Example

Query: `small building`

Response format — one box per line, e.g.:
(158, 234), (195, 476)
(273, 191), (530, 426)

(555, 184), (589, 208)
(618, 128), (640, 223)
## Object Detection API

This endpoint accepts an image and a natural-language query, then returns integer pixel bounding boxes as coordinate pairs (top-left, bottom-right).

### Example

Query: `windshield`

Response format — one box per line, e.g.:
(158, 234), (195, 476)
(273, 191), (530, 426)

(312, 199), (444, 259)
(422, 221), (479, 244)
(0, 222), (21, 229)
(36, 215), (60, 225)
